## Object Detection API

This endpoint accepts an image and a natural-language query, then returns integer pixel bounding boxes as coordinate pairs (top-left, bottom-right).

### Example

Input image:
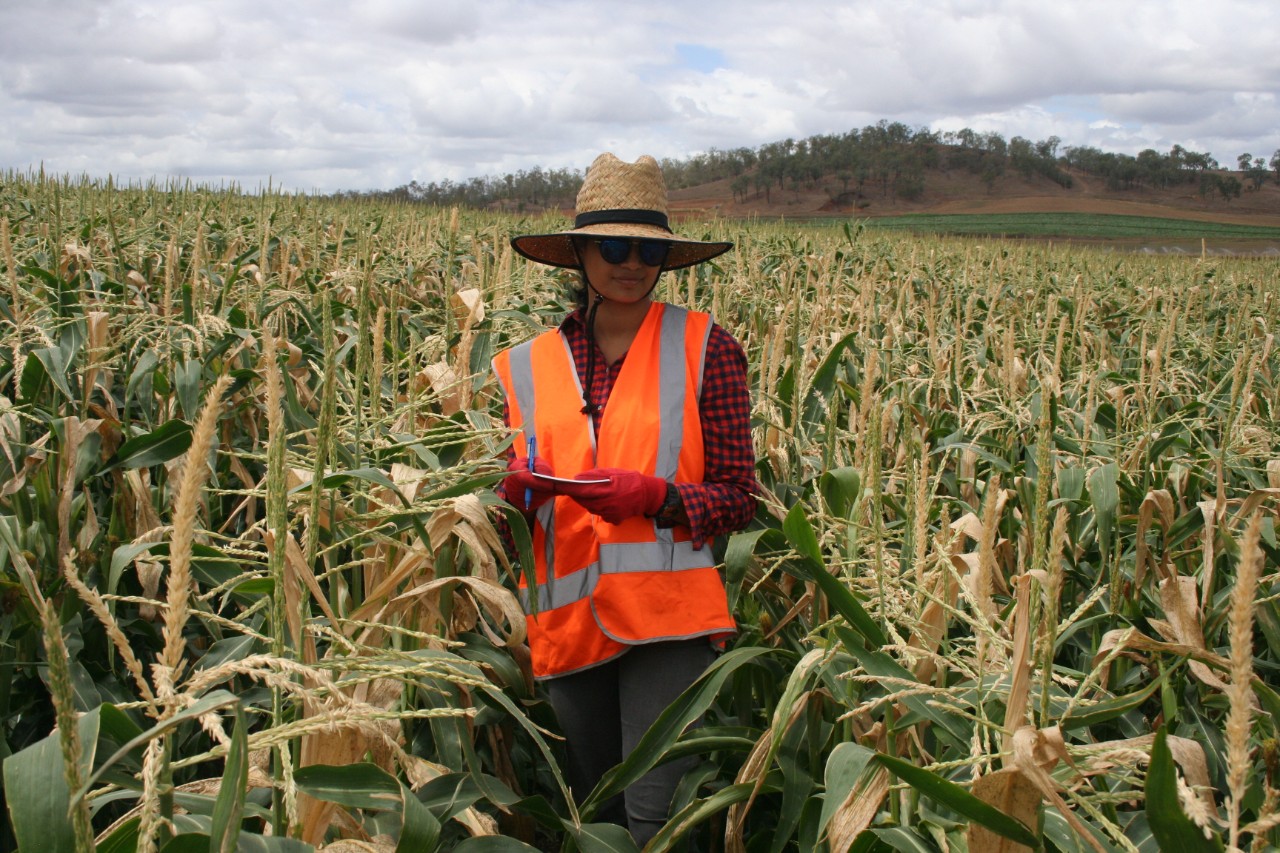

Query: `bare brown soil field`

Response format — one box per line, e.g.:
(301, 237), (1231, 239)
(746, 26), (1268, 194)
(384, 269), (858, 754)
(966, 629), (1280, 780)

(666, 166), (1280, 229)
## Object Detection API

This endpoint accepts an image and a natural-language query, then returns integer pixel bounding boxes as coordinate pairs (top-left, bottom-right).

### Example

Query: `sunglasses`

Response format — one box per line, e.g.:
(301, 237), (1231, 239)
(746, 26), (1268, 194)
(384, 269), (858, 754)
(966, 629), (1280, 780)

(593, 238), (671, 267)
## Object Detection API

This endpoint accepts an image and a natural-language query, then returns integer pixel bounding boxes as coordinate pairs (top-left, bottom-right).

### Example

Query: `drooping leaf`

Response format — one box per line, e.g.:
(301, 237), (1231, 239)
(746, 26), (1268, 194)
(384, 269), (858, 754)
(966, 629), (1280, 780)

(838, 632), (968, 748)
(586, 647), (774, 814)
(102, 418), (193, 471)
(784, 503), (887, 648)
(1144, 727), (1223, 853)
(565, 822), (640, 853)
(819, 466), (863, 520)
(73, 691), (240, 806)
(292, 762), (402, 810)
(873, 753), (1040, 849)
(819, 741), (878, 836)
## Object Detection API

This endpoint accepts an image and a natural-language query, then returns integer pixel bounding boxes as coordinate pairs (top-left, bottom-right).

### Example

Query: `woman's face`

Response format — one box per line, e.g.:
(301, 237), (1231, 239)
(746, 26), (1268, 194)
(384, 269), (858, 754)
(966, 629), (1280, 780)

(578, 238), (664, 305)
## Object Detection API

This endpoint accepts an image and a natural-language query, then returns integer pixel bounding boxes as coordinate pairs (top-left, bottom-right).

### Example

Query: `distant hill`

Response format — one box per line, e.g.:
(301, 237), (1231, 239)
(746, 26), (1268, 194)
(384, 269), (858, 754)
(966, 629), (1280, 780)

(367, 124), (1280, 228)
(665, 163), (1280, 229)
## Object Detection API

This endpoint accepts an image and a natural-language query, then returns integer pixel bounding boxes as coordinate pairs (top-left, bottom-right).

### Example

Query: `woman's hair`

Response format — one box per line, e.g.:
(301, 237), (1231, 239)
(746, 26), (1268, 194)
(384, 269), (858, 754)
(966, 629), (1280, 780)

(570, 237), (590, 307)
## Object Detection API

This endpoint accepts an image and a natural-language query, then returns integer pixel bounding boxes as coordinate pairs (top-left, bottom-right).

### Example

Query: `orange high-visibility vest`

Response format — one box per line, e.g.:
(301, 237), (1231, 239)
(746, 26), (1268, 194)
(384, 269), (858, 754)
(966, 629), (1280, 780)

(492, 302), (736, 679)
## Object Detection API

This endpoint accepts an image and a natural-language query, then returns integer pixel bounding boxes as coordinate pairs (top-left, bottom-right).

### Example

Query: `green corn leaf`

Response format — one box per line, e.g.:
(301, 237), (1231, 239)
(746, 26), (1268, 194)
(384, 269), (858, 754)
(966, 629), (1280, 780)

(94, 818), (141, 853)
(1058, 674), (1170, 732)
(453, 838), (544, 852)
(647, 773), (784, 850)
(819, 466), (862, 519)
(782, 500), (824, 564)
(300, 466), (409, 503)
(125, 347), (160, 406)
(159, 833), (312, 852)
(873, 752), (1040, 849)
(1145, 727), (1224, 852)
(564, 822), (640, 853)
(174, 357), (203, 421)
(29, 344), (77, 402)
(396, 781), (442, 853)
(724, 527), (777, 612)
(785, 502), (886, 647)
(73, 691), (240, 807)
(102, 418), (193, 472)
(292, 762), (402, 809)
(819, 742), (877, 837)
(837, 630), (969, 748)
(1, 707), (102, 853)
(802, 330), (856, 426)
(1087, 461), (1119, 558)
(868, 826), (937, 852)
(209, 705), (249, 853)
(586, 647), (774, 814)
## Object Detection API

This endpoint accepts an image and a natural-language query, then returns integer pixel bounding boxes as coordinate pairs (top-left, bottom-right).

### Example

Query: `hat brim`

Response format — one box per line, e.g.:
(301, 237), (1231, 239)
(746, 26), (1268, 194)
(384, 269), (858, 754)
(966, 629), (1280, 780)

(511, 223), (732, 272)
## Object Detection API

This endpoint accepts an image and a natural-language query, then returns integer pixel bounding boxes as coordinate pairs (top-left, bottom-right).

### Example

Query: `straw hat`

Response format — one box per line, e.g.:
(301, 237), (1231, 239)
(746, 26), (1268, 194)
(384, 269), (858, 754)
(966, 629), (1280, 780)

(510, 152), (733, 271)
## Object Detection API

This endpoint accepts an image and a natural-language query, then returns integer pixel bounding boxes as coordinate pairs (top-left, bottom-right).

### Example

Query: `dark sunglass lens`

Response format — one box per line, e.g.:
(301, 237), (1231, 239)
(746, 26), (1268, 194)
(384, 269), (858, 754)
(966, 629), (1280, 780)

(638, 240), (670, 266)
(596, 239), (631, 264)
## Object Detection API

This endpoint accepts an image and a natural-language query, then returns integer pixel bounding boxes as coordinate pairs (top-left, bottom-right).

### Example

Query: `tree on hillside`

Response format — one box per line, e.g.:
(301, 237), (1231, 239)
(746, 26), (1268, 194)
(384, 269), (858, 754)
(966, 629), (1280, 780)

(1241, 155), (1270, 191)
(1201, 172), (1242, 202)
(1272, 149), (1280, 183)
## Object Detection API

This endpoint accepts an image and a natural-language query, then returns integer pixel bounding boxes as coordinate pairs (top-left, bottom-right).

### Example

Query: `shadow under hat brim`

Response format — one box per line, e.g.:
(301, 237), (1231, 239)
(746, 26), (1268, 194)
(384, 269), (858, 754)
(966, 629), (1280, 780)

(511, 222), (733, 272)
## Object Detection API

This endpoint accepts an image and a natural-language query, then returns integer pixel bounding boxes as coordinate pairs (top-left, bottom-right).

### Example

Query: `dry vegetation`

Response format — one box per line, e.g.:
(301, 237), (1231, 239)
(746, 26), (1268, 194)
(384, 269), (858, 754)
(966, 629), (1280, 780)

(1, 172), (1279, 852)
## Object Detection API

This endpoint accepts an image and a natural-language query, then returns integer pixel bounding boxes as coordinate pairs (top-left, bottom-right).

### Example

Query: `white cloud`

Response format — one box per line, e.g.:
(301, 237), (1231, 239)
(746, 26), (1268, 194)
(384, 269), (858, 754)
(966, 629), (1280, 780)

(1, 0), (1277, 192)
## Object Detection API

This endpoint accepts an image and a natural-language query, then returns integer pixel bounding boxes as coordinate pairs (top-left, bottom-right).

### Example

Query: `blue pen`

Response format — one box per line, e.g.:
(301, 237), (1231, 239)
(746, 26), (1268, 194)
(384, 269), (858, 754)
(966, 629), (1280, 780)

(524, 435), (536, 508)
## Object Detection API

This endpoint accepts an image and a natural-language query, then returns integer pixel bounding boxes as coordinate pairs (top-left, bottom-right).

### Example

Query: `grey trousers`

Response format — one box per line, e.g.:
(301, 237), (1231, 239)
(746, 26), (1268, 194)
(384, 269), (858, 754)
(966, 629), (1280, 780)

(544, 638), (715, 846)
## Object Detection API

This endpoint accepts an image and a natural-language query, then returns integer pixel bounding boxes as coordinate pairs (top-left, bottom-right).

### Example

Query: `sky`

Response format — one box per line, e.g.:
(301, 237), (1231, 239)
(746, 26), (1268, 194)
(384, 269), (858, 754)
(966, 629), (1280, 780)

(2, 0), (1278, 194)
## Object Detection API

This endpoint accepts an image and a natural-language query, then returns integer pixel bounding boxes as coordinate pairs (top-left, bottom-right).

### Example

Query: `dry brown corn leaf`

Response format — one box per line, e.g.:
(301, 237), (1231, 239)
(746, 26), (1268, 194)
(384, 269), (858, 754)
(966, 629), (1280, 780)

(1156, 576), (1230, 693)
(420, 361), (464, 414)
(453, 287), (486, 328)
(1094, 627), (1231, 679)
(392, 575), (526, 647)
(1076, 733), (1217, 817)
(1010, 726), (1106, 853)
(1135, 489), (1175, 586)
(967, 768), (1041, 853)
(826, 766), (891, 853)
(1002, 574), (1035, 751)
(424, 494), (504, 581)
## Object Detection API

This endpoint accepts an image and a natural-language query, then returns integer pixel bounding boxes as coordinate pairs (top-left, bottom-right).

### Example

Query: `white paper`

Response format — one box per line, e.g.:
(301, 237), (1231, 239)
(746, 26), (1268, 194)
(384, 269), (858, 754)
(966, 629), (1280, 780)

(532, 472), (610, 485)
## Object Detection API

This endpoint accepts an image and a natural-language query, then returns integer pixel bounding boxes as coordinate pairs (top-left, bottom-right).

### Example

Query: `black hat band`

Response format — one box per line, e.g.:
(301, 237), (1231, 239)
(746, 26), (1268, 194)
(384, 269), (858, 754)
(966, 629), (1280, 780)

(574, 209), (671, 230)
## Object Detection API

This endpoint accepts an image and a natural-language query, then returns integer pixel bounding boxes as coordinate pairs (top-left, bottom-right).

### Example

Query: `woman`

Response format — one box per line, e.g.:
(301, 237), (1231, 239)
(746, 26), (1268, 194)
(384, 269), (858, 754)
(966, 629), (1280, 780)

(492, 152), (757, 844)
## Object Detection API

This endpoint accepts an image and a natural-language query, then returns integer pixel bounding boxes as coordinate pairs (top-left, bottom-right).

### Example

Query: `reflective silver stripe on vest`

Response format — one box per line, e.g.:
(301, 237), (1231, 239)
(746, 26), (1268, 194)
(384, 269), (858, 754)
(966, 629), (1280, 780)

(519, 563), (594, 612)
(656, 306), (687, 481)
(502, 340), (556, 576)
(517, 541), (714, 612)
(599, 539), (714, 575)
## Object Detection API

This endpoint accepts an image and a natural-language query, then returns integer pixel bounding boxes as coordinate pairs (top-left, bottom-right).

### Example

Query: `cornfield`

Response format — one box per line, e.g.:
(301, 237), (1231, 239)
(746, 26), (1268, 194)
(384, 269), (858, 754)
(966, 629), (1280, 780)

(1, 170), (1278, 852)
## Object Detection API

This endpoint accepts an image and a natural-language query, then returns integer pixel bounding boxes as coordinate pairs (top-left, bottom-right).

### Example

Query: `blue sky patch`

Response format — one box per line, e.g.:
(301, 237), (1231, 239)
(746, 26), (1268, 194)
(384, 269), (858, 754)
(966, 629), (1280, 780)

(676, 43), (725, 73)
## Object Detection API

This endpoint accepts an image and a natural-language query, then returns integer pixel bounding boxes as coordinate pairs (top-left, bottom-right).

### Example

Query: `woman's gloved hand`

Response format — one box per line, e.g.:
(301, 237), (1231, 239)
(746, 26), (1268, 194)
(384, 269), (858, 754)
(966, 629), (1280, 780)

(501, 456), (556, 514)
(560, 467), (668, 524)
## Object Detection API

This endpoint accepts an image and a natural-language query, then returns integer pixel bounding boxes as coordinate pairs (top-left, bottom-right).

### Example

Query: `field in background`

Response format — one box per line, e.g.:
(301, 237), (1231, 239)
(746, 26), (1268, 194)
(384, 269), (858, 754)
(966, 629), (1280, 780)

(858, 211), (1280, 242)
(1, 173), (1279, 852)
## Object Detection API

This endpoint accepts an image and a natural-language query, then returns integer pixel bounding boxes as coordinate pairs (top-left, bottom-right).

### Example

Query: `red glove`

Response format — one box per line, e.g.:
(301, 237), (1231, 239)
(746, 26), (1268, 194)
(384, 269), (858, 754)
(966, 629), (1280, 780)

(501, 456), (556, 514)
(559, 467), (668, 524)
